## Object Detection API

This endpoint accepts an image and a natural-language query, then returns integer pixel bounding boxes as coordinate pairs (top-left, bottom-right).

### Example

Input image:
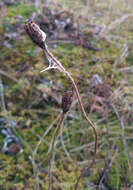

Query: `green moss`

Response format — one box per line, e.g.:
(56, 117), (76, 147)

(6, 3), (36, 19)
(108, 165), (120, 189)
(107, 152), (131, 189)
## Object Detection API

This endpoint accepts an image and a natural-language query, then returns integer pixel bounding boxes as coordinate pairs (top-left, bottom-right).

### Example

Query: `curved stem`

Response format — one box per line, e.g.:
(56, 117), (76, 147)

(67, 75), (98, 190)
(43, 46), (98, 190)
(25, 22), (98, 190)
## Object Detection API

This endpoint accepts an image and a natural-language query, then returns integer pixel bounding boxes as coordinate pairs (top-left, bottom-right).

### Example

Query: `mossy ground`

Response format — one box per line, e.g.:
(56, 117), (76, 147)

(0, 1), (133, 190)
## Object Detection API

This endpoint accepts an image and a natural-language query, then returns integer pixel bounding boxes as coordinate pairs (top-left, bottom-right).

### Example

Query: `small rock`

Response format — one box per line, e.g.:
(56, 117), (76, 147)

(90, 74), (102, 88)
(7, 143), (21, 155)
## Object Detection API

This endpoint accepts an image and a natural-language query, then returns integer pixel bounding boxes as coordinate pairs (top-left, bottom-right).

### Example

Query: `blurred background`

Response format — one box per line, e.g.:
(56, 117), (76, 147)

(0, 0), (133, 189)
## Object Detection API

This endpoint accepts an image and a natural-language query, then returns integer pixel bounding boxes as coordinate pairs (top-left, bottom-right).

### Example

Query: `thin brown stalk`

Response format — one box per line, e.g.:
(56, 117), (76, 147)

(42, 45), (98, 190)
(48, 112), (65, 190)
(25, 21), (98, 190)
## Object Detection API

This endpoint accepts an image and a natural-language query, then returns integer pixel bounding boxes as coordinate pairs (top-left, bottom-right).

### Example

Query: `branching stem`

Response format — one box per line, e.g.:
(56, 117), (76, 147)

(42, 44), (98, 190)
(24, 21), (98, 190)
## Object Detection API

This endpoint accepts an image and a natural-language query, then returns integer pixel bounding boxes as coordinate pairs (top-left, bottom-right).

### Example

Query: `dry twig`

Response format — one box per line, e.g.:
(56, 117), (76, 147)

(25, 21), (98, 190)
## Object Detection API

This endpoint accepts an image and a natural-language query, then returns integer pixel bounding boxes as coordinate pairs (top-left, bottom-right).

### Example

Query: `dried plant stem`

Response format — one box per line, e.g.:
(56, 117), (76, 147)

(42, 45), (98, 190)
(24, 21), (97, 189)
(31, 112), (62, 190)
(29, 156), (40, 190)
(60, 123), (73, 161)
(48, 112), (65, 190)
(33, 111), (62, 158)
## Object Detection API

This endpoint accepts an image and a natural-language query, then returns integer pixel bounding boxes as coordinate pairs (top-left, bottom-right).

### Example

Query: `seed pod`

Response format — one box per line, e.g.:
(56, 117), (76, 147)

(24, 21), (46, 49)
(62, 91), (73, 113)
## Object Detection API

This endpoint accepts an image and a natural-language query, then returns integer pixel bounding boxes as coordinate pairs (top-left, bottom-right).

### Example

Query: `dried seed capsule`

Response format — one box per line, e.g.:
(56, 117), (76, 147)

(24, 21), (46, 49)
(62, 91), (73, 113)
